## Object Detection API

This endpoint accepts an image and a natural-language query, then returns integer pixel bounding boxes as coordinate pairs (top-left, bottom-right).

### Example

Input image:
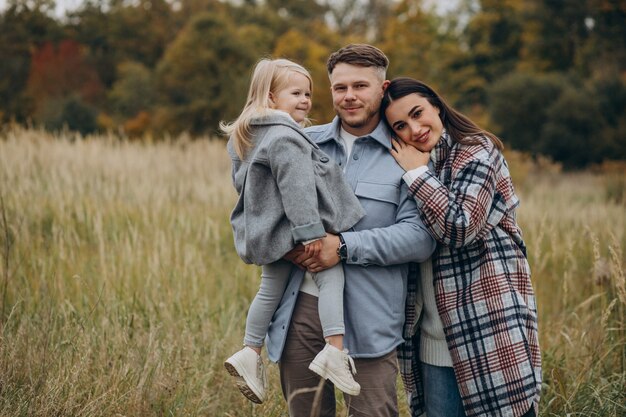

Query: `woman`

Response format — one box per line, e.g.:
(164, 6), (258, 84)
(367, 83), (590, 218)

(381, 77), (541, 417)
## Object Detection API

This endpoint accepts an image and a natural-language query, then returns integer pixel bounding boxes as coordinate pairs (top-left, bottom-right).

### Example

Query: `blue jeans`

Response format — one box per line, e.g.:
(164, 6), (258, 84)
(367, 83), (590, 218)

(420, 362), (465, 417)
(420, 362), (537, 417)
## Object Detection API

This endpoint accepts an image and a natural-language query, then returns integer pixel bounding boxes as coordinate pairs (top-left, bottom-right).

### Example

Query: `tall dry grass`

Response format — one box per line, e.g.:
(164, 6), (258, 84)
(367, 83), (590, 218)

(0, 128), (624, 416)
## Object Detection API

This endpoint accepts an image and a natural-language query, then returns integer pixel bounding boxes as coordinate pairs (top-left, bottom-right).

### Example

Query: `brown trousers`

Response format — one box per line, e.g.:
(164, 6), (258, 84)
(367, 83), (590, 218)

(279, 292), (399, 417)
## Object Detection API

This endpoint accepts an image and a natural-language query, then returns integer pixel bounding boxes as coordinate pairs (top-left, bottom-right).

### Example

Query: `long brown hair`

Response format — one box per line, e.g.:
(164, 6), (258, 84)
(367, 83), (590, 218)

(380, 77), (503, 150)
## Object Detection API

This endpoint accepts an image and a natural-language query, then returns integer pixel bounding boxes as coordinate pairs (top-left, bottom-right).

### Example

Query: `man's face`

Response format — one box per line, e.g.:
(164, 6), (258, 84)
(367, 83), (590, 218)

(329, 63), (388, 137)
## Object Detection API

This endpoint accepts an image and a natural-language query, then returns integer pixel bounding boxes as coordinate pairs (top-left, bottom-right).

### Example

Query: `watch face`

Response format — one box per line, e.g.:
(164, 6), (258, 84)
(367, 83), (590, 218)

(339, 244), (347, 259)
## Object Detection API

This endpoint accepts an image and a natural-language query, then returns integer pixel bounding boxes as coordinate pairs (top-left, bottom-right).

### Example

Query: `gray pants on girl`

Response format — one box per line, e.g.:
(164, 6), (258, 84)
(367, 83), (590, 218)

(243, 260), (345, 347)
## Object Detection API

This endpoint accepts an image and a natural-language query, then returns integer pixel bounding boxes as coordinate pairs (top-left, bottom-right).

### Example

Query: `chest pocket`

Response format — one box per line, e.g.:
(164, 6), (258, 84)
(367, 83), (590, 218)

(354, 181), (399, 228)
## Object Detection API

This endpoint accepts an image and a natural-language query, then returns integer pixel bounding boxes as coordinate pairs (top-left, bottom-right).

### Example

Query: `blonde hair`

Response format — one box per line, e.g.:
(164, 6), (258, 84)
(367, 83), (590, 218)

(220, 58), (313, 158)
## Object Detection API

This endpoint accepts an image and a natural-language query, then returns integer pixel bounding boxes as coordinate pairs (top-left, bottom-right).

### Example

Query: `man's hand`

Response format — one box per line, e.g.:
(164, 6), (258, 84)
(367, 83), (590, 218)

(306, 233), (341, 273)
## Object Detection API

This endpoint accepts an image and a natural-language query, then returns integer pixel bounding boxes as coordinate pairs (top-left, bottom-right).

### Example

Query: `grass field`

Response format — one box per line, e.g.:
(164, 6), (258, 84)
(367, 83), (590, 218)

(0, 128), (624, 416)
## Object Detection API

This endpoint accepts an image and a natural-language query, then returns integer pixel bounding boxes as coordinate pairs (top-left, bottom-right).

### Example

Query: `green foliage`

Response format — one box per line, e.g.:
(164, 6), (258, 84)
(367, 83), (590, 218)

(108, 61), (155, 119)
(521, 0), (591, 73)
(593, 78), (626, 161)
(465, 0), (523, 82)
(155, 12), (262, 135)
(273, 27), (338, 122)
(488, 72), (566, 154)
(0, 0), (624, 165)
(67, 0), (180, 88)
(38, 95), (97, 134)
(0, 2), (62, 122)
(489, 72), (625, 168)
(541, 86), (607, 169)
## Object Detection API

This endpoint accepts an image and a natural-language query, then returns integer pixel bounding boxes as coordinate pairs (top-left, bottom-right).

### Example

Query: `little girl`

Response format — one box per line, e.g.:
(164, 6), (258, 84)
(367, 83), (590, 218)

(220, 58), (364, 404)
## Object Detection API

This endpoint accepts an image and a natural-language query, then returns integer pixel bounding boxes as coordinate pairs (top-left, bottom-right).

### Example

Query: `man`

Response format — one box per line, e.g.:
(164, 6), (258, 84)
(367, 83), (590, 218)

(267, 44), (436, 417)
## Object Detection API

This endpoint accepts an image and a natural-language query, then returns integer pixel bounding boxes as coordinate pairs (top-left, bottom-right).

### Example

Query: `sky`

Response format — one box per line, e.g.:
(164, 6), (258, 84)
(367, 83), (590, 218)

(0, 0), (460, 19)
(0, 0), (84, 18)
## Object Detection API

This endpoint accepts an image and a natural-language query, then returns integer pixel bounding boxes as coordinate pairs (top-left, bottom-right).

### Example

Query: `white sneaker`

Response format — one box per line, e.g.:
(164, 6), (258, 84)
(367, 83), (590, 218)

(224, 347), (266, 403)
(308, 343), (361, 396)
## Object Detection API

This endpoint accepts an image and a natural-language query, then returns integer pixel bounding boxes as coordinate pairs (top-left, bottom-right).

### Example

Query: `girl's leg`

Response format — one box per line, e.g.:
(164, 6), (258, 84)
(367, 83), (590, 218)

(225, 260), (293, 404)
(243, 260), (293, 348)
(420, 362), (466, 417)
(311, 263), (345, 347)
(308, 264), (360, 396)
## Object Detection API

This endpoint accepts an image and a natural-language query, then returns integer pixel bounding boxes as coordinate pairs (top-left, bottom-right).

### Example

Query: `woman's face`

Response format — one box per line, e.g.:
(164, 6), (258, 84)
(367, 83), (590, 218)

(384, 93), (443, 153)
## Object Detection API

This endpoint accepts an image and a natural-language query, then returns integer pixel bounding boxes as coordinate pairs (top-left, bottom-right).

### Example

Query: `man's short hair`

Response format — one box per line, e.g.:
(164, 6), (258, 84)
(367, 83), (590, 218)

(326, 44), (389, 77)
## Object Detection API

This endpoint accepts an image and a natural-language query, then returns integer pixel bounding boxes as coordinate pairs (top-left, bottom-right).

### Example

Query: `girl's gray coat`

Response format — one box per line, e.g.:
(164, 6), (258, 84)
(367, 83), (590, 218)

(227, 112), (365, 265)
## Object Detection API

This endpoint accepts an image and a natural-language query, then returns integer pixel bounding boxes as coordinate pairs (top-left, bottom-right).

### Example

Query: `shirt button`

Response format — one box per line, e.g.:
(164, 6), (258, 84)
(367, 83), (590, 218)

(353, 154), (359, 160)
(352, 256), (358, 262)
(320, 156), (329, 163)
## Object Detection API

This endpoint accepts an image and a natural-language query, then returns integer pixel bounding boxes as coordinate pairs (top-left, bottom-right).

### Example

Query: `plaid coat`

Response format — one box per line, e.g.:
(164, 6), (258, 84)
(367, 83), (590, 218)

(398, 132), (542, 417)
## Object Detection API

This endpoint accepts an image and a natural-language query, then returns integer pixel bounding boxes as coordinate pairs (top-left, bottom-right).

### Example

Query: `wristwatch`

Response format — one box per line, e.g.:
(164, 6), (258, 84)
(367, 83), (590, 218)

(337, 234), (347, 261)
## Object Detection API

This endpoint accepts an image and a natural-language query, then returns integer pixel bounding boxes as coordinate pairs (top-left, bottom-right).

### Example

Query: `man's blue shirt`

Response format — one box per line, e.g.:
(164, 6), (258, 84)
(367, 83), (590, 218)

(266, 117), (436, 361)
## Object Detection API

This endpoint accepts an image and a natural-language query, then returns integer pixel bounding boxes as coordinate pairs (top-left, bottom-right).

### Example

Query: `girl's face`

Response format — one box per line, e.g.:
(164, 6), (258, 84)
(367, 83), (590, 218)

(385, 93), (443, 153)
(271, 72), (312, 123)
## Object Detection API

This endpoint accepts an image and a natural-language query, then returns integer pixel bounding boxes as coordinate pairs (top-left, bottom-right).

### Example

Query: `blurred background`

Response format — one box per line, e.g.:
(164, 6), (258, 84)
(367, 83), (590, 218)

(0, 0), (625, 169)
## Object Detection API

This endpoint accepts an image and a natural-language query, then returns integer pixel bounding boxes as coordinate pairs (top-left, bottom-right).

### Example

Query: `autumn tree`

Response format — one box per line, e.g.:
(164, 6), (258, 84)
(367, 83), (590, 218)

(25, 39), (103, 132)
(380, 1), (449, 88)
(68, 0), (179, 88)
(0, 1), (62, 122)
(108, 61), (155, 135)
(273, 27), (339, 122)
(155, 11), (264, 135)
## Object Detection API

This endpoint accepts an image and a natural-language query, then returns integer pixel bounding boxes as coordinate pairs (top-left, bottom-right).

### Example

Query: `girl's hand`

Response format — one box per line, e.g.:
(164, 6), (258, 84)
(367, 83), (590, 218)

(304, 239), (322, 257)
(390, 138), (430, 171)
(284, 244), (308, 269)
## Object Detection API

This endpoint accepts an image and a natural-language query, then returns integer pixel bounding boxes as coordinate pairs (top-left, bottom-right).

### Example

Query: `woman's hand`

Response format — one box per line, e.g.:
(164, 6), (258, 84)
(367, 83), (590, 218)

(390, 138), (430, 171)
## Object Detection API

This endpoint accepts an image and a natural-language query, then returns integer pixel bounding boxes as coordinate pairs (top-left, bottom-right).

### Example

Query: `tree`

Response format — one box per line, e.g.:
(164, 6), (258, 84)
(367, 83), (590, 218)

(323, 0), (394, 41)
(155, 12), (264, 135)
(488, 72), (566, 154)
(273, 27), (338, 123)
(519, 0), (590, 73)
(68, 0), (179, 88)
(25, 39), (104, 127)
(591, 77), (626, 161)
(108, 61), (155, 120)
(457, 0), (524, 105)
(380, 1), (444, 86)
(541, 86), (607, 169)
(0, 2), (62, 122)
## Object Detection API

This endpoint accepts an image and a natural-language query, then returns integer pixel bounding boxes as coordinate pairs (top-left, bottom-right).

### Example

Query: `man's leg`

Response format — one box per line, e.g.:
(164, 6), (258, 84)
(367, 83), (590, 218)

(279, 292), (336, 417)
(345, 350), (399, 417)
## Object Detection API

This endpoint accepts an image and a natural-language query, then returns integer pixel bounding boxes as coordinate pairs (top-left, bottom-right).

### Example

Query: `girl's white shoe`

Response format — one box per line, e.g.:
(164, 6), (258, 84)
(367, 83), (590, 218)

(224, 346), (267, 403)
(308, 343), (361, 396)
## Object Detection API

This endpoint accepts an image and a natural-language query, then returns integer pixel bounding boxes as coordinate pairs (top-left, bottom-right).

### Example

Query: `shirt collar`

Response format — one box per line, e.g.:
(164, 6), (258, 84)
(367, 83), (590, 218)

(432, 129), (453, 169)
(315, 116), (392, 149)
